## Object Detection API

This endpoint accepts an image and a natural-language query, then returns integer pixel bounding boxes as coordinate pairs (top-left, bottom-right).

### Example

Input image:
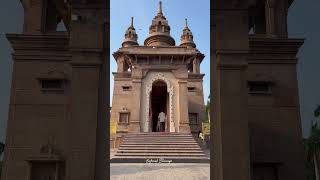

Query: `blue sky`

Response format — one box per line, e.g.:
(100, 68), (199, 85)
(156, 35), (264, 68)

(110, 0), (211, 104)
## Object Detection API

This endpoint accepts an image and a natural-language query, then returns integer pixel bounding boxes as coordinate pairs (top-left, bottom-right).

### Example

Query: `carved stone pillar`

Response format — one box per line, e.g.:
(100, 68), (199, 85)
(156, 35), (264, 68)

(129, 79), (142, 132)
(117, 56), (125, 72)
(193, 58), (200, 74)
(178, 80), (190, 133)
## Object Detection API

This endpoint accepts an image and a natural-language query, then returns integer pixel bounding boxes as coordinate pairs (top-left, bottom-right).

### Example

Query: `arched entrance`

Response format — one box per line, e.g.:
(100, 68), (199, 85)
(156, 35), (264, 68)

(150, 80), (168, 132)
(145, 73), (175, 133)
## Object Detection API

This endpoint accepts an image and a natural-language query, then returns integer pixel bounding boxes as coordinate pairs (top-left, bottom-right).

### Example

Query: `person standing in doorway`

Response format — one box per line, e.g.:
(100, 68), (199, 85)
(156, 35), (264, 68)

(158, 111), (166, 132)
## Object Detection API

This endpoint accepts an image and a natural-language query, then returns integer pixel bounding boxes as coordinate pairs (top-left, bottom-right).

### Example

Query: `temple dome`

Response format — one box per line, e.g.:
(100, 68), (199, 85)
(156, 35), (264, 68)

(144, 1), (175, 46)
(122, 17), (139, 47)
(180, 19), (196, 48)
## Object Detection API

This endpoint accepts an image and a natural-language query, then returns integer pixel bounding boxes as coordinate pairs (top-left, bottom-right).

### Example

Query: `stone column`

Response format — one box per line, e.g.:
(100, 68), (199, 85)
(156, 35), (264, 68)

(193, 58), (200, 74)
(22, 0), (46, 32)
(68, 53), (101, 180)
(117, 56), (125, 72)
(66, 3), (106, 180)
(265, 0), (276, 37)
(129, 79), (142, 132)
(213, 6), (250, 180)
(178, 80), (190, 133)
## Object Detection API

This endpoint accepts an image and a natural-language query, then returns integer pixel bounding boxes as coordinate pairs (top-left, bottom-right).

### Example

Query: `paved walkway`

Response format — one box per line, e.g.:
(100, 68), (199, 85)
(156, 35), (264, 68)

(110, 137), (211, 180)
(110, 163), (210, 180)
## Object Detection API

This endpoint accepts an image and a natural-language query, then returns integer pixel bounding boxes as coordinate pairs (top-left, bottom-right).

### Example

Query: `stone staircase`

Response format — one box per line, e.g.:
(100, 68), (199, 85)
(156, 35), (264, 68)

(110, 132), (209, 163)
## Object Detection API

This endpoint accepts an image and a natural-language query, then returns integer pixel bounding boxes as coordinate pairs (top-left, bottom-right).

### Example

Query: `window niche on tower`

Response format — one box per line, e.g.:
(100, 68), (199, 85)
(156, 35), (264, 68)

(38, 78), (66, 93)
(122, 85), (132, 91)
(189, 113), (198, 125)
(119, 113), (130, 124)
(119, 107), (130, 124)
(248, 81), (273, 95)
(188, 86), (196, 92)
(187, 86), (197, 95)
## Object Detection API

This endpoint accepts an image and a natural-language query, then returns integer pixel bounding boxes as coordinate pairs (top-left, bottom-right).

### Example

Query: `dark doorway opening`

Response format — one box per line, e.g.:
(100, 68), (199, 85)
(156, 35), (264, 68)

(151, 80), (168, 132)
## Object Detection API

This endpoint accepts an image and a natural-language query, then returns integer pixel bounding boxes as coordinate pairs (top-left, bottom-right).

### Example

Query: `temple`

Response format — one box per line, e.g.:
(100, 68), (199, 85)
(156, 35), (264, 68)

(110, 1), (206, 136)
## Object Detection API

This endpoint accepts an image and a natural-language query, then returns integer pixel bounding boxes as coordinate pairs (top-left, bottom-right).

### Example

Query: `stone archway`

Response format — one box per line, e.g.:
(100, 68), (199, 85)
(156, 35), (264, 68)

(145, 73), (175, 132)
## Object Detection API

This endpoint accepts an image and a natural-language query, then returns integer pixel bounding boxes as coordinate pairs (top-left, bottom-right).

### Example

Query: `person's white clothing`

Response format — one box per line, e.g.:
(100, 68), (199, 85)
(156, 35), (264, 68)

(158, 112), (166, 122)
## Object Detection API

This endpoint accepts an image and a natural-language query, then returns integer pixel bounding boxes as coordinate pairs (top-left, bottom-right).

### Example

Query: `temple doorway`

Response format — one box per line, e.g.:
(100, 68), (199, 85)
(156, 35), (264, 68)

(151, 80), (168, 132)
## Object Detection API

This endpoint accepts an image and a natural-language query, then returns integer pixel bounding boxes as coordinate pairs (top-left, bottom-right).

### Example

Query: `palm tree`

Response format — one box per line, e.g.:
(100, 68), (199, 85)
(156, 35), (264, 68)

(304, 122), (320, 180)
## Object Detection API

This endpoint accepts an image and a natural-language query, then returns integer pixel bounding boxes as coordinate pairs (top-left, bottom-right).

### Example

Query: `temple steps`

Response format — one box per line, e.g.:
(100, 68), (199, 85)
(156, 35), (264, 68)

(118, 147), (202, 150)
(124, 133), (193, 137)
(111, 132), (209, 163)
(117, 150), (204, 153)
(123, 139), (195, 141)
(115, 153), (206, 157)
(120, 143), (199, 145)
(123, 137), (195, 140)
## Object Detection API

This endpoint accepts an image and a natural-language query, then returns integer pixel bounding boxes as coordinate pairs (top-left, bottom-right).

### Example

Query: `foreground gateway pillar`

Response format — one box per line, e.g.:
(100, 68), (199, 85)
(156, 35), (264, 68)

(212, 1), (250, 180)
(213, 0), (306, 179)
(67, 1), (106, 180)
(1, 0), (107, 180)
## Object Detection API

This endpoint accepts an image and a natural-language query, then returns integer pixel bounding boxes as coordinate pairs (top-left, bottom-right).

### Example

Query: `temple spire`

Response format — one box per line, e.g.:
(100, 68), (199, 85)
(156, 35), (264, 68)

(131, 17), (134, 27)
(157, 0), (163, 15)
(180, 18), (196, 48)
(144, 0), (175, 46)
(122, 17), (139, 47)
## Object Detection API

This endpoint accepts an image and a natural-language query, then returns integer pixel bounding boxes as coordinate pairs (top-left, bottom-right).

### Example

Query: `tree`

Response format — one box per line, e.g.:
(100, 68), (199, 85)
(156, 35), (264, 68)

(0, 142), (4, 158)
(304, 123), (320, 180)
(315, 105), (320, 118)
(204, 94), (210, 123)
(304, 105), (320, 180)
(0, 142), (4, 179)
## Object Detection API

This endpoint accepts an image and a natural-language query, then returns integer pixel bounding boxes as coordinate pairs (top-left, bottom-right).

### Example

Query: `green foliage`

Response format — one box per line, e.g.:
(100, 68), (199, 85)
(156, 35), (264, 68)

(204, 94), (210, 123)
(305, 158), (316, 180)
(0, 161), (2, 180)
(0, 142), (4, 158)
(0, 142), (3, 179)
(315, 105), (320, 118)
(304, 104), (320, 180)
(305, 123), (320, 162)
(304, 123), (320, 180)
(304, 105), (320, 177)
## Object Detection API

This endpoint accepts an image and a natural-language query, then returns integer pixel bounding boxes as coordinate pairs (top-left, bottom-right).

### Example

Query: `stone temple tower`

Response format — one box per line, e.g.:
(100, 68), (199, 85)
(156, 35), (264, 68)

(111, 1), (206, 138)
